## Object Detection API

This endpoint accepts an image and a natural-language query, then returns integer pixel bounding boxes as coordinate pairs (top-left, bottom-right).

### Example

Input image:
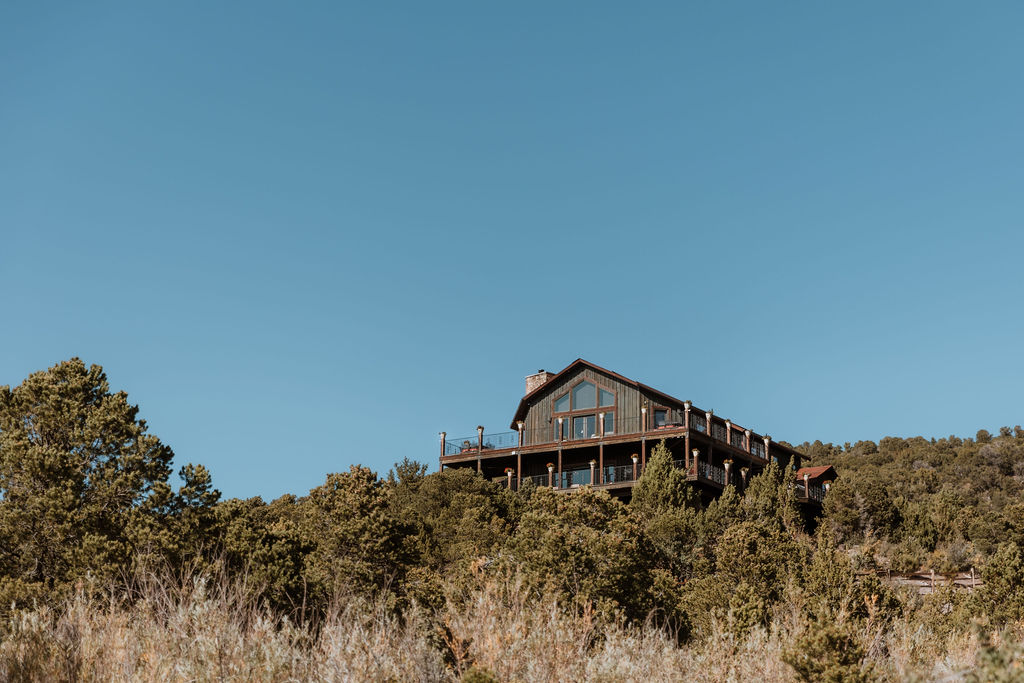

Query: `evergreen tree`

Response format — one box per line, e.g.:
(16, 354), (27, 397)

(0, 359), (177, 607)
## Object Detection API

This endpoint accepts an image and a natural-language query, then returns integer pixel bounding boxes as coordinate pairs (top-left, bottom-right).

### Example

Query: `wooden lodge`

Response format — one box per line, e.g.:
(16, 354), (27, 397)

(440, 359), (835, 507)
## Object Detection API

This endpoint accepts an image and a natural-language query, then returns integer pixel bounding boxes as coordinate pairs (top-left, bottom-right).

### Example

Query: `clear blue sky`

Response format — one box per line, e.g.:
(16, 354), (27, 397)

(3, 2), (1023, 501)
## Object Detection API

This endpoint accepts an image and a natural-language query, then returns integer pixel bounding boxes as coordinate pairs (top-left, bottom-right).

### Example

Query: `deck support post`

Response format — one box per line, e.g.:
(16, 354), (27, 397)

(557, 447), (562, 489)
(439, 432), (446, 472)
(683, 402), (691, 468)
(517, 450), (522, 489)
(632, 454), (639, 481)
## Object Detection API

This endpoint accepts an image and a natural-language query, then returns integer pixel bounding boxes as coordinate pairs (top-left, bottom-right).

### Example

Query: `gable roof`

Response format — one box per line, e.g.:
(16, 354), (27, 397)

(795, 465), (837, 481)
(509, 358), (688, 428)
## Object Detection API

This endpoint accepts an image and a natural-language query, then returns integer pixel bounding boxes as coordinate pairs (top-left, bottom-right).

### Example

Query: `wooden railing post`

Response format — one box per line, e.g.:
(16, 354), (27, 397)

(477, 426), (484, 474)
(683, 401), (692, 468)
(439, 432), (446, 472)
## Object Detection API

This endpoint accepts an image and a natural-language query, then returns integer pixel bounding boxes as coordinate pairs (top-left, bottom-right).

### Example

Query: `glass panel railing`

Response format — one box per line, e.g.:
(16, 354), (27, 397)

(750, 441), (766, 459)
(525, 473), (551, 487)
(445, 431), (519, 456)
(601, 464), (640, 484)
(730, 431), (746, 450)
(560, 467), (593, 488)
(450, 412), (722, 455)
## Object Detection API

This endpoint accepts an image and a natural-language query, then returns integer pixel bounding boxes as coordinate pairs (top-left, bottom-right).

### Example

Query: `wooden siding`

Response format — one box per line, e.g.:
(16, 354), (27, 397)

(522, 367), (685, 446)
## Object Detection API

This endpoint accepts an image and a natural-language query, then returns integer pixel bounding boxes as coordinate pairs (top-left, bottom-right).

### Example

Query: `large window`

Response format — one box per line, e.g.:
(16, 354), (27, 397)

(553, 380), (616, 441)
(572, 381), (596, 410)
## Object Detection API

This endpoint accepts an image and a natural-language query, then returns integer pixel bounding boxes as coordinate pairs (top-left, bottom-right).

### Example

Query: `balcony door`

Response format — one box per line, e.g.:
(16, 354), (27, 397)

(572, 414), (597, 439)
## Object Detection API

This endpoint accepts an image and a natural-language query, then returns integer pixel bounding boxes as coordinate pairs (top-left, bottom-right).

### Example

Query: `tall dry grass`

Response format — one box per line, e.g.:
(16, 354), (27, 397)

(0, 572), (1013, 682)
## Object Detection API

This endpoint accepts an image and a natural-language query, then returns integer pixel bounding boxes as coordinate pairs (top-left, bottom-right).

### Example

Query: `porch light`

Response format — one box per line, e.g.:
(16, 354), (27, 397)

(547, 463), (554, 472)
(631, 454), (639, 464)
(589, 459), (597, 466)
(517, 421), (524, 431)
(692, 449), (700, 459)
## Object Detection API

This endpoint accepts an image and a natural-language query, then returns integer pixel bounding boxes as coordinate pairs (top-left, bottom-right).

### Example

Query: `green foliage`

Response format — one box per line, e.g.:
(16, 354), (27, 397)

(715, 520), (804, 605)
(301, 466), (415, 607)
(8, 356), (1024, 669)
(217, 494), (310, 616)
(974, 542), (1024, 627)
(740, 458), (801, 532)
(966, 629), (1024, 683)
(631, 441), (698, 518)
(506, 487), (656, 621)
(783, 622), (873, 683)
(388, 466), (514, 574)
(0, 359), (177, 608)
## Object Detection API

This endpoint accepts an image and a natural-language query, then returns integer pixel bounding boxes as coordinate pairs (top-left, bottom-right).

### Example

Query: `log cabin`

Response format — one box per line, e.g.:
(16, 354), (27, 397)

(439, 359), (834, 507)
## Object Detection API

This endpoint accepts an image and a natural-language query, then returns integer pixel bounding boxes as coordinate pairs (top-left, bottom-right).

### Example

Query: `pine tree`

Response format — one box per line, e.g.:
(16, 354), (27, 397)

(0, 359), (176, 607)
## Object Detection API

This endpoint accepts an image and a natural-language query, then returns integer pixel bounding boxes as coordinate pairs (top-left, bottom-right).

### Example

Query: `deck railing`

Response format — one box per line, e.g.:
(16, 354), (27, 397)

(796, 482), (825, 502)
(601, 463), (640, 485)
(560, 467), (593, 488)
(712, 423), (728, 442)
(689, 413), (706, 433)
(444, 430), (520, 456)
(730, 431), (746, 450)
(524, 473), (551, 487)
(698, 460), (727, 486)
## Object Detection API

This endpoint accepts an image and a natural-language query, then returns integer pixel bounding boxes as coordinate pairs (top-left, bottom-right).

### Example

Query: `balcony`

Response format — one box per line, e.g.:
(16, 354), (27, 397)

(796, 481), (825, 503)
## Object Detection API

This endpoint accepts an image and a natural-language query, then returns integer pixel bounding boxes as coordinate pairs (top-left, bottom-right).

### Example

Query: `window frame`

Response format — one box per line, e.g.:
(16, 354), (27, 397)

(552, 379), (617, 441)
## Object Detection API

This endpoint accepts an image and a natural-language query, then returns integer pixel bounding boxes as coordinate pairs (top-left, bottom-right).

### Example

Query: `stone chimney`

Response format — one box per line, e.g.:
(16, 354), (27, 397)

(525, 369), (555, 395)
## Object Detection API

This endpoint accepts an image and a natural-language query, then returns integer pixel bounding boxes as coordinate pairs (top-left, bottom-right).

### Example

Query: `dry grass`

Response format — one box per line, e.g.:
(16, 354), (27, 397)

(0, 574), (1015, 682)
